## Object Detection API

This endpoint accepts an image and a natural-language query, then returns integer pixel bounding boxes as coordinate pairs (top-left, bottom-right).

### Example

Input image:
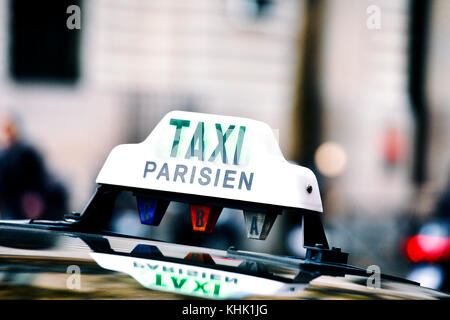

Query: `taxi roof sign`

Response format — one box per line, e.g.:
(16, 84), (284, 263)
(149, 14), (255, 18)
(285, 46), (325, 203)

(96, 111), (323, 213)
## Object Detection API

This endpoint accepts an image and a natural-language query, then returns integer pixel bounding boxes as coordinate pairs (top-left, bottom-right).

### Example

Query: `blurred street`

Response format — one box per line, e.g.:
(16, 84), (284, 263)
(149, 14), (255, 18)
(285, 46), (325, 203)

(0, 0), (448, 290)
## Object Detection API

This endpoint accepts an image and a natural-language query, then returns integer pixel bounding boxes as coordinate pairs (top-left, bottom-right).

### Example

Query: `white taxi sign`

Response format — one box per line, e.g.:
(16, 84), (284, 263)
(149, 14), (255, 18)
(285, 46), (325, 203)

(96, 111), (322, 213)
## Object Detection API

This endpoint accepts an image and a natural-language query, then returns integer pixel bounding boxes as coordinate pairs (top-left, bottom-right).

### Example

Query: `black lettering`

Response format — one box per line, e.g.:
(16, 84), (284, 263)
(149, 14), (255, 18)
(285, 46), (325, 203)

(173, 164), (188, 183)
(238, 171), (254, 190)
(210, 274), (221, 281)
(156, 163), (170, 181)
(198, 167), (212, 186)
(250, 217), (259, 235)
(196, 209), (205, 227)
(223, 170), (236, 189)
(225, 276), (238, 284)
(169, 119), (190, 157)
(143, 203), (153, 220)
(143, 161), (157, 178)
(189, 166), (196, 184)
(187, 270), (198, 277)
(163, 266), (175, 273)
(214, 169), (221, 187)
(146, 264), (159, 270)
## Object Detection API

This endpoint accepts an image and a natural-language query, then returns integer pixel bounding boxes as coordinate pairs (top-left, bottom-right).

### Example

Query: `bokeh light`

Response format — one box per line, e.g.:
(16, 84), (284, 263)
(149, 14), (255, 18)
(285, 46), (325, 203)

(314, 142), (348, 178)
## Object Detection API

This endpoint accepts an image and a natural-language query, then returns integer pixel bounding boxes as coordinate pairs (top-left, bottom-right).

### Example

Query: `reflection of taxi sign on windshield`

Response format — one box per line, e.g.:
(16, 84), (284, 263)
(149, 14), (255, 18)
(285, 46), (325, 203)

(94, 111), (324, 241)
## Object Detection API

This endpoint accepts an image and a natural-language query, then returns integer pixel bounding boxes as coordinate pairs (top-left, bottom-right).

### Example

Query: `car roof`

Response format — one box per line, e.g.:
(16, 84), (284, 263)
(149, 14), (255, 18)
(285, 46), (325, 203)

(0, 221), (448, 300)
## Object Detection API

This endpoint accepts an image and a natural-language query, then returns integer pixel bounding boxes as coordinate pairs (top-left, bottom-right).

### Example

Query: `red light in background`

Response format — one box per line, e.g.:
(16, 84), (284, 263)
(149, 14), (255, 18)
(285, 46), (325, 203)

(405, 235), (450, 263)
(380, 127), (407, 165)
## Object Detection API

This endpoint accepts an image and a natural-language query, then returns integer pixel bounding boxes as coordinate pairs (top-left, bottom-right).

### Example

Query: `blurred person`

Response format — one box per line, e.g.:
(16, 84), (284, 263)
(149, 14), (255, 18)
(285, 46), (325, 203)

(0, 112), (67, 220)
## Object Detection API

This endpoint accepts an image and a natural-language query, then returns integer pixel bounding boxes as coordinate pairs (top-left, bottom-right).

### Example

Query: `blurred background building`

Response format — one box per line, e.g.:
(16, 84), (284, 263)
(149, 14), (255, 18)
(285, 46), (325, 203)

(0, 0), (448, 282)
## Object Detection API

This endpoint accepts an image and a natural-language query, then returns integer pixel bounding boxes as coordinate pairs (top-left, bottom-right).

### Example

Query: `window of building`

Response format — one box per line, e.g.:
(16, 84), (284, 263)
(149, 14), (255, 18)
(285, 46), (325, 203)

(8, 0), (82, 84)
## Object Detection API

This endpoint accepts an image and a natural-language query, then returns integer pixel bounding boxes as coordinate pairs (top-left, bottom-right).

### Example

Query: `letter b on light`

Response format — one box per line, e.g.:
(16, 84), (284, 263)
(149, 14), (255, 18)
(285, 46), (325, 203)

(196, 209), (204, 227)
(66, 265), (81, 290)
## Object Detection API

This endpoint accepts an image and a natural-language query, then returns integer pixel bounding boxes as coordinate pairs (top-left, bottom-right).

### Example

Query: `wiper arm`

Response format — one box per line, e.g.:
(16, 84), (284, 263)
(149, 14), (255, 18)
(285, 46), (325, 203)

(226, 246), (304, 269)
(226, 245), (417, 285)
(226, 244), (350, 269)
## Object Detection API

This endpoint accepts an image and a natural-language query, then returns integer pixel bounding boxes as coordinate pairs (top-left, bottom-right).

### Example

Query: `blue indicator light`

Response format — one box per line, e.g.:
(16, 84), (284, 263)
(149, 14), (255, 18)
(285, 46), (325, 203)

(131, 244), (164, 258)
(137, 197), (168, 226)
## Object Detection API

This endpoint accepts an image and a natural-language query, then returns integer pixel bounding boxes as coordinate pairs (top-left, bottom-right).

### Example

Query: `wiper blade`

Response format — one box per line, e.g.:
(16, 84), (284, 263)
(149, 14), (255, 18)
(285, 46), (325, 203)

(226, 246), (304, 268)
(226, 246), (418, 285)
(226, 245), (353, 269)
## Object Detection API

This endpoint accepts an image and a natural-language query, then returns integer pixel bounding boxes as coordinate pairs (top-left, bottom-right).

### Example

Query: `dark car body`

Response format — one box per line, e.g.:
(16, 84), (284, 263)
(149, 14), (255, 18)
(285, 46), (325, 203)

(0, 220), (447, 300)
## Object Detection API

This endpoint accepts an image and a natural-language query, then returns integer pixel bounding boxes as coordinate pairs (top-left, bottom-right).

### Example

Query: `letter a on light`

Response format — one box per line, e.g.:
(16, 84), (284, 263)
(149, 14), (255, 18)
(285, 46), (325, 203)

(366, 5), (381, 30)
(66, 5), (81, 30)
(66, 265), (81, 289)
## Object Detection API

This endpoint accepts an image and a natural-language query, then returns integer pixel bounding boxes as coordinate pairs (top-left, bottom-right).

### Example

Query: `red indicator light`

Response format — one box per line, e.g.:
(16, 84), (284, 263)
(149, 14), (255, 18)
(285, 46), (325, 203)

(190, 204), (222, 233)
(184, 252), (216, 265)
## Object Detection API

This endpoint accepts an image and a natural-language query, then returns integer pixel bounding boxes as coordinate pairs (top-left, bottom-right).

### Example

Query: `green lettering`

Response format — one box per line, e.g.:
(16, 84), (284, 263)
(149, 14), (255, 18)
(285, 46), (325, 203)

(233, 126), (246, 165)
(154, 274), (166, 287)
(171, 277), (187, 289)
(169, 119), (190, 157)
(208, 124), (235, 164)
(185, 122), (204, 161)
(213, 283), (221, 295)
(194, 280), (208, 293)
